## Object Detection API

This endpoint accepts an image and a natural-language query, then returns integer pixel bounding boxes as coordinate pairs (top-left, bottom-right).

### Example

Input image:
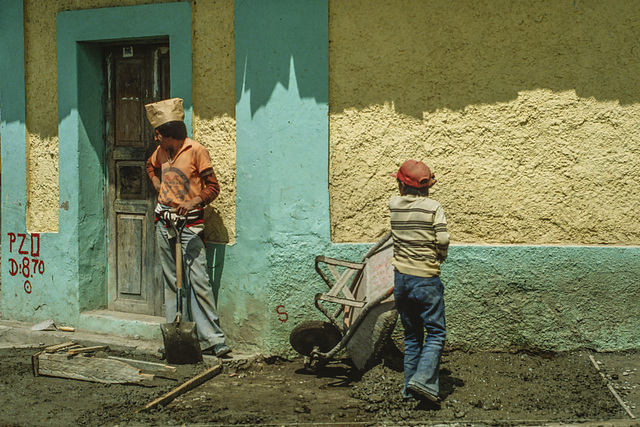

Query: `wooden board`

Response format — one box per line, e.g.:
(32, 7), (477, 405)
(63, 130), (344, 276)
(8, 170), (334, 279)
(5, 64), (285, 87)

(107, 356), (177, 374)
(34, 352), (154, 384)
(138, 361), (223, 412)
(44, 342), (75, 353)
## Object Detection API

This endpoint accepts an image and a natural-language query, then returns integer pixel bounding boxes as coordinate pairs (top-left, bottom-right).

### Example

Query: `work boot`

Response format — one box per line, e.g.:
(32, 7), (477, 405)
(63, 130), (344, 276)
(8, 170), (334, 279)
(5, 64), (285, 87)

(407, 383), (440, 404)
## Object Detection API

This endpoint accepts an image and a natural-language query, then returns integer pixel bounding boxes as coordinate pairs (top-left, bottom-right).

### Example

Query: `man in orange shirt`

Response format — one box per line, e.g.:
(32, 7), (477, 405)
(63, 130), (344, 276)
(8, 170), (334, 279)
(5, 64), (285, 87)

(145, 98), (230, 357)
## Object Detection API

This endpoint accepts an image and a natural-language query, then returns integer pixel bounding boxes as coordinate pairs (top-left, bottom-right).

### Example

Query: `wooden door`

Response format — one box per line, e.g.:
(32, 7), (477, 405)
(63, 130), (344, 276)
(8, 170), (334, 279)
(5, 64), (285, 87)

(105, 43), (170, 315)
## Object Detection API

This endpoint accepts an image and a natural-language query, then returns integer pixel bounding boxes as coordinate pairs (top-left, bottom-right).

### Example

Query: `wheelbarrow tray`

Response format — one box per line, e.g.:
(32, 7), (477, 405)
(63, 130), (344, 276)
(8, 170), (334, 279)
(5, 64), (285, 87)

(292, 232), (396, 370)
(345, 235), (396, 370)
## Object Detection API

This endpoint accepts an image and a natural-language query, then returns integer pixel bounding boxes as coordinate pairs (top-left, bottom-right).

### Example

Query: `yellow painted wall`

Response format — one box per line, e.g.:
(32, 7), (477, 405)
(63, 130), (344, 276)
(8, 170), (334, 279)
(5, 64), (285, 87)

(329, 0), (640, 244)
(192, 0), (236, 243)
(23, 0), (236, 243)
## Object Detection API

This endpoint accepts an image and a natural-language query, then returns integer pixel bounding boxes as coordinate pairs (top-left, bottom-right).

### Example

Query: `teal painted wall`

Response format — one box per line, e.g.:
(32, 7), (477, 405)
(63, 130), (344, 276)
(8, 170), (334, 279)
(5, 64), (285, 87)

(444, 245), (640, 351)
(0, 0), (64, 320)
(0, 0), (27, 232)
(228, 0), (333, 351)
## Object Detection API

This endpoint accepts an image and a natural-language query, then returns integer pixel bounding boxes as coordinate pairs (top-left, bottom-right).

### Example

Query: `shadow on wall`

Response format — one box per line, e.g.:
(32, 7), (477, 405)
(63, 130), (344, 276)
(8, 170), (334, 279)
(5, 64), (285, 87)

(205, 207), (229, 243)
(208, 243), (226, 302)
(235, 0), (328, 117)
(329, 0), (640, 118)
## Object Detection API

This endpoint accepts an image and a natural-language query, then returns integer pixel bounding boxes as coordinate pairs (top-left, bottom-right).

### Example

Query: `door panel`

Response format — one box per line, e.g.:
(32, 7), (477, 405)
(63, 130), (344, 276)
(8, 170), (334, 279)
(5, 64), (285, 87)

(115, 59), (144, 146)
(105, 43), (169, 316)
(116, 214), (145, 296)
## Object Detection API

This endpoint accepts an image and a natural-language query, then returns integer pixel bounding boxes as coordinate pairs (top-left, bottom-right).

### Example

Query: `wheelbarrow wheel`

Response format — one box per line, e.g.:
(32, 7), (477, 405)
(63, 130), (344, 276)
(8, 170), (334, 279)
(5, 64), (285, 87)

(289, 321), (342, 357)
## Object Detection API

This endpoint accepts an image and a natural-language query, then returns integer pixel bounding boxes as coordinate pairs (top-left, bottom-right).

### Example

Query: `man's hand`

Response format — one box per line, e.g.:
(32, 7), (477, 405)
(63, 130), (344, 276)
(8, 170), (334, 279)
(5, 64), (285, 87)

(176, 197), (203, 215)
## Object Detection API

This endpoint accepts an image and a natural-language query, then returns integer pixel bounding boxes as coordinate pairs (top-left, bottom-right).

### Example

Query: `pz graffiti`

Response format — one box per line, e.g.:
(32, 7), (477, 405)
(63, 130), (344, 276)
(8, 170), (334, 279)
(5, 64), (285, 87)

(7, 233), (44, 294)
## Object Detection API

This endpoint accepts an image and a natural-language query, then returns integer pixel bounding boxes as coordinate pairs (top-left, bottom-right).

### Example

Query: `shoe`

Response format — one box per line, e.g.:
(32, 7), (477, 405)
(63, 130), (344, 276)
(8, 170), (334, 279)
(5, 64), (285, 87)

(407, 383), (440, 404)
(213, 343), (231, 357)
(402, 392), (418, 402)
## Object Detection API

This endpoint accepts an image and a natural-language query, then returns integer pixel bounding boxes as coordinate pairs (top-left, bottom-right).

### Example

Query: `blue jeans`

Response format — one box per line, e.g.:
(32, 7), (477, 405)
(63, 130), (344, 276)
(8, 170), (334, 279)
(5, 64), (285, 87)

(156, 224), (226, 350)
(394, 271), (446, 398)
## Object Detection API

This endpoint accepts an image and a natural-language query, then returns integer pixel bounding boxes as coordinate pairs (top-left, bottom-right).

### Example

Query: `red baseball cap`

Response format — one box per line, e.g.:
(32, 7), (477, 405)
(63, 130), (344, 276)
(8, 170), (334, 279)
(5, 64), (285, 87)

(391, 160), (437, 188)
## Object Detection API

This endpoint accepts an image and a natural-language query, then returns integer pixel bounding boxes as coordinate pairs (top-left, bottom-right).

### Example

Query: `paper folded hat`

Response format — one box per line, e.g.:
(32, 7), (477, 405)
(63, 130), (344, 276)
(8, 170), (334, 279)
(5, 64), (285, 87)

(145, 98), (185, 129)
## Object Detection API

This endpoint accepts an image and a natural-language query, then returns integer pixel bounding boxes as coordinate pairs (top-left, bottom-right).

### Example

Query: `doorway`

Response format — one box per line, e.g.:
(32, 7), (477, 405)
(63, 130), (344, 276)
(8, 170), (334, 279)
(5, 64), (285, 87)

(104, 43), (169, 316)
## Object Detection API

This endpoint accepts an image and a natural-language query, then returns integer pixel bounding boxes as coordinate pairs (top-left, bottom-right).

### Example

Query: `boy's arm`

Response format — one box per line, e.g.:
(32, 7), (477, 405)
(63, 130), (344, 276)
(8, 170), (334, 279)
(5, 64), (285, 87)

(146, 154), (161, 193)
(197, 168), (220, 206)
(434, 205), (450, 262)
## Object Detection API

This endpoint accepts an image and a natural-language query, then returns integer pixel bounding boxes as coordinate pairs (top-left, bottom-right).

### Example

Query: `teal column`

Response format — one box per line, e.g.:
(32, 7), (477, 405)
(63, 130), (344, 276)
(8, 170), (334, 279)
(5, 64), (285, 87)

(0, 2), (194, 330)
(0, 0), (29, 315)
(229, 0), (336, 351)
(0, 0), (27, 229)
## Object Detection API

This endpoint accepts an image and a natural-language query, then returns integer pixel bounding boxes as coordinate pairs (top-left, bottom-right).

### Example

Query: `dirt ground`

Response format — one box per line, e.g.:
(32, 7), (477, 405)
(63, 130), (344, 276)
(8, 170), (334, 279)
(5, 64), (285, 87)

(0, 344), (638, 427)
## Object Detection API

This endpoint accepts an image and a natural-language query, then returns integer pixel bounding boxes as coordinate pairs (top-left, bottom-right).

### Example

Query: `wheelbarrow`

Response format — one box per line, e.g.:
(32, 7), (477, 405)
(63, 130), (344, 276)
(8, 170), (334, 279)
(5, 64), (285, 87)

(289, 232), (397, 371)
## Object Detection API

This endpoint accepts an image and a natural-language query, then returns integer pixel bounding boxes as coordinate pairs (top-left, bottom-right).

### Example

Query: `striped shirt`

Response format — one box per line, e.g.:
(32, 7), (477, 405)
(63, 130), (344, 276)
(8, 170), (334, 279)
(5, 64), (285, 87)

(389, 194), (449, 278)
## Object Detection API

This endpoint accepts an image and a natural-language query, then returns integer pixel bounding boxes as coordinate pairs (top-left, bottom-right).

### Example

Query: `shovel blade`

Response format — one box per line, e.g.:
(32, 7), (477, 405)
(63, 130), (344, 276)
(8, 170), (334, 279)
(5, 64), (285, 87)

(160, 321), (203, 364)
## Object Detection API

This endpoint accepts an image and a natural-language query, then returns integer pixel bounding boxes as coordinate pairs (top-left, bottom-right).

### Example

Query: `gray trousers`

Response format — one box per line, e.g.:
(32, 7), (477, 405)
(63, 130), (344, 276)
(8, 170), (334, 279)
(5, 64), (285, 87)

(156, 223), (226, 350)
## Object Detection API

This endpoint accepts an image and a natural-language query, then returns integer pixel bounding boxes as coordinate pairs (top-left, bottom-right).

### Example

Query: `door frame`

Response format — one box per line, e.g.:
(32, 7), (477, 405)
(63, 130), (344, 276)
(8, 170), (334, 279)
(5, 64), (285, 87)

(56, 3), (193, 313)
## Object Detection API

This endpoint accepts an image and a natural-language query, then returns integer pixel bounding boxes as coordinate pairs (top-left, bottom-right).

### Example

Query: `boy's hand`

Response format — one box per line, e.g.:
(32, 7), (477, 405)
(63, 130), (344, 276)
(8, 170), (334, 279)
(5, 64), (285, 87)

(176, 197), (203, 215)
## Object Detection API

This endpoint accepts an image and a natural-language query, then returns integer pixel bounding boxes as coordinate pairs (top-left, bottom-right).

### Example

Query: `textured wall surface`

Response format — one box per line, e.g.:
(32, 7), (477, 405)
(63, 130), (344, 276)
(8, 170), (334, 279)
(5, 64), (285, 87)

(232, 0), (331, 352)
(22, 0), (236, 242)
(329, 0), (640, 244)
(192, 0), (237, 243)
(444, 245), (640, 351)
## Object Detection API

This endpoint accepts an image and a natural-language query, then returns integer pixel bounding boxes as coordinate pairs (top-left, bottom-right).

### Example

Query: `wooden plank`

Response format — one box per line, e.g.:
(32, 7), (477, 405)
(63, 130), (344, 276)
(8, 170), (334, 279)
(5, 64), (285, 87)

(108, 356), (177, 373)
(117, 214), (145, 295)
(138, 361), (223, 413)
(35, 353), (153, 384)
(66, 346), (107, 355)
(316, 256), (364, 270)
(115, 58), (143, 146)
(32, 351), (41, 376)
(45, 342), (75, 353)
(326, 269), (357, 297)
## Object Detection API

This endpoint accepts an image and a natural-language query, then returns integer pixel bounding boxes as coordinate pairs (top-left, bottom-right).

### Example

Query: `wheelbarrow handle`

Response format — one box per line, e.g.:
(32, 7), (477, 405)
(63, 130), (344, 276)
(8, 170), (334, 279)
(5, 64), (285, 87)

(361, 231), (393, 262)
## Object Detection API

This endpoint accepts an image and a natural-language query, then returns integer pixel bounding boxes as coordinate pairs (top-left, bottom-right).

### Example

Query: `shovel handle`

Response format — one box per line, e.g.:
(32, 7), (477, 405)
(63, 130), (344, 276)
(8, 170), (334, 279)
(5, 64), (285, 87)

(176, 240), (183, 292)
(164, 209), (187, 316)
(164, 208), (186, 292)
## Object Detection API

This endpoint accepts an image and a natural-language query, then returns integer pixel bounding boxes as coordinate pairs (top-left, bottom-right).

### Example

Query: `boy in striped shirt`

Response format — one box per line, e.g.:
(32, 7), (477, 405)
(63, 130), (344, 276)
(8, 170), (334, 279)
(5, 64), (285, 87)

(389, 160), (450, 406)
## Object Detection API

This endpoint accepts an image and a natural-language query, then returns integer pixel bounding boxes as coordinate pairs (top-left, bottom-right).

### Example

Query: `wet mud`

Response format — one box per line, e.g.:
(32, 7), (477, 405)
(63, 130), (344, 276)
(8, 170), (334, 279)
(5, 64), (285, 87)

(0, 347), (637, 426)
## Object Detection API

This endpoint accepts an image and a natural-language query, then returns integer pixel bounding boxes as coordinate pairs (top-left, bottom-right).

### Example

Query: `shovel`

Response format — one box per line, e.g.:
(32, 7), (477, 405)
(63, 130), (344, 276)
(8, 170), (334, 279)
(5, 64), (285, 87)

(160, 213), (203, 364)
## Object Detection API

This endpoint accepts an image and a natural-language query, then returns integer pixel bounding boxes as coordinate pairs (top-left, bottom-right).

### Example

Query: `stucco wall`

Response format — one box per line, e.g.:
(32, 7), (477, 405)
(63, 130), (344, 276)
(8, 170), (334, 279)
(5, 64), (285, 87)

(23, 0), (236, 243)
(192, 0), (236, 243)
(329, 0), (640, 244)
(9, 0), (640, 354)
